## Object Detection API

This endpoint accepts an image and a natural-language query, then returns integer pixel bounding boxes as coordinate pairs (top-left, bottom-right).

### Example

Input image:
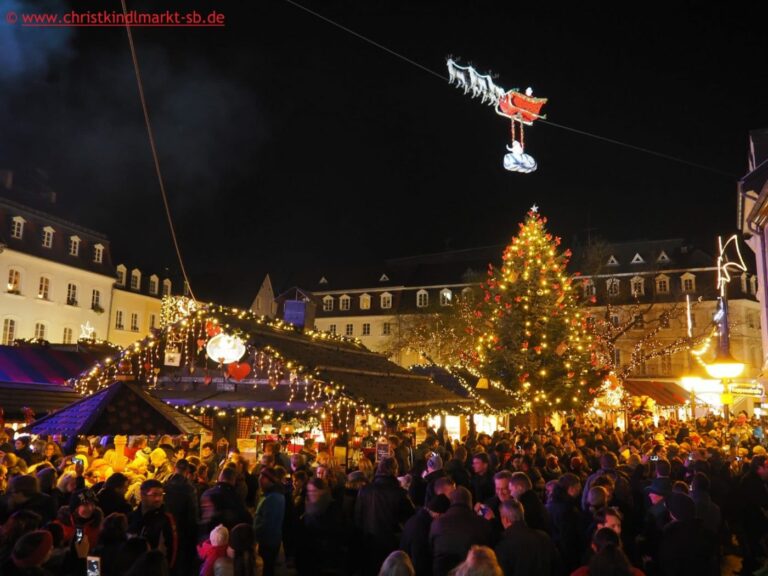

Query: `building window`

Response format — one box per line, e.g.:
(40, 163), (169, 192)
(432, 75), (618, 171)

(613, 348), (621, 367)
(130, 313), (139, 332)
(329, 324), (336, 335)
(162, 279), (172, 297)
(362, 323), (371, 336)
(345, 323), (353, 336)
(94, 244), (104, 263)
(7, 268), (21, 293)
(661, 355), (672, 375)
(63, 327), (73, 344)
(633, 314), (644, 328)
(382, 322), (391, 336)
(149, 276), (159, 295)
(115, 310), (124, 330)
(440, 288), (452, 306)
(340, 295), (351, 311)
(2, 318), (16, 345)
(682, 274), (696, 293)
(607, 278), (620, 296)
(38, 277), (50, 300)
(42, 227), (54, 248)
(116, 266), (126, 286)
(69, 236), (80, 256)
(584, 281), (596, 297)
(416, 289), (429, 308)
(656, 276), (669, 294)
(462, 287), (475, 301)
(131, 271), (141, 291)
(381, 292), (392, 309)
(631, 277), (644, 296)
(66, 283), (78, 306)
(91, 290), (102, 311)
(11, 217), (25, 239)
(610, 314), (620, 327)
(659, 313), (670, 329)
(751, 275), (758, 295)
(149, 314), (157, 329)
(34, 322), (46, 340)
(323, 296), (334, 311)
(360, 293), (371, 310)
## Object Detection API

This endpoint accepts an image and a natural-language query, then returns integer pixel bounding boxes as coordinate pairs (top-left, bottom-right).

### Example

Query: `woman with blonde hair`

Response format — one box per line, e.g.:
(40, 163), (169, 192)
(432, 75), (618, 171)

(453, 546), (503, 576)
(378, 550), (415, 576)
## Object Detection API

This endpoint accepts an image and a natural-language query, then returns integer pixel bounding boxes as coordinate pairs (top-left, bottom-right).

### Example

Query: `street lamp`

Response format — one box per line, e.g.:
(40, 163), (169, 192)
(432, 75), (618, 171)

(705, 234), (748, 424)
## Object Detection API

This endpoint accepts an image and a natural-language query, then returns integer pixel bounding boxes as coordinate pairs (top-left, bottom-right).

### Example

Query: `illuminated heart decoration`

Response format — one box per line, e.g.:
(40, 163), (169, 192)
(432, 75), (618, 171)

(205, 322), (222, 338)
(204, 375), (212, 386)
(227, 362), (251, 381)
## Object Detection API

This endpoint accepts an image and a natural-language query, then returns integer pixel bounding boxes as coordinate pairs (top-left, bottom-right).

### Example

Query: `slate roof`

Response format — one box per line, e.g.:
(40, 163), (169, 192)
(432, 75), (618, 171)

(23, 379), (209, 436)
(0, 382), (82, 420)
(0, 346), (100, 385)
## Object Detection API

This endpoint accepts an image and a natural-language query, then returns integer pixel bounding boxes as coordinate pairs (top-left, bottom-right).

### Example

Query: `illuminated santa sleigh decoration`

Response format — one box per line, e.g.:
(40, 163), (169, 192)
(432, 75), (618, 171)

(447, 58), (547, 173)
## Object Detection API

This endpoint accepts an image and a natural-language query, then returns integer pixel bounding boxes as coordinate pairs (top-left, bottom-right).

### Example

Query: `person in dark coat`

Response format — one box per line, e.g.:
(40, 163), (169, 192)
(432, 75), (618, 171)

(545, 472), (583, 573)
(421, 453), (446, 509)
(494, 499), (561, 576)
(354, 456), (415, 576)
(296, 477), (342, 576)
(657, 492), (718, 576)
(470, 453), (495, 506)
(97, 473), (132, 518)
(1, 475), (56, 524)
(199, 466), (252, 536)
(400, 494), (450, 576)
(429, 486), (493, 576)
(444, 446), (471, 490)
(690, 472), (721, 537)
(508, 471), (550, 533)
(738, 454), (768, 574)
(127, 479), (178, 571)
(163, 460), (199, 576)
(476, 470), (514, 539)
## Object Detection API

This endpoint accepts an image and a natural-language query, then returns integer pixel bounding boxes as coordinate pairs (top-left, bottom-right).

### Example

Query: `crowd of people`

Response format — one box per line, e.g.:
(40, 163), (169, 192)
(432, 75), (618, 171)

(0, 410), (766, 576)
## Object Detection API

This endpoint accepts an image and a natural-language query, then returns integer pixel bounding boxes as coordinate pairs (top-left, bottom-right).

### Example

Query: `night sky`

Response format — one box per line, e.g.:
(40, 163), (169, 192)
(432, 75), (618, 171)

(1, 1), (767, 305)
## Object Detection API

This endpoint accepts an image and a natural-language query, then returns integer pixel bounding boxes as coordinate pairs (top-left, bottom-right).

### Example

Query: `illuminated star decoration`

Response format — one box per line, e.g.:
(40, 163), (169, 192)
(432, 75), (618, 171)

(446, 58), (547, 173)
(530, 204), (539, 213)
(79, 321), (95, 340)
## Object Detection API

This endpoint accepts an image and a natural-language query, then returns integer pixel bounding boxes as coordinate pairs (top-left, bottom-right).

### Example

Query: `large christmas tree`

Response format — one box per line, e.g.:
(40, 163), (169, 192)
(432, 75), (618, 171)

(469, 207), (604, 413)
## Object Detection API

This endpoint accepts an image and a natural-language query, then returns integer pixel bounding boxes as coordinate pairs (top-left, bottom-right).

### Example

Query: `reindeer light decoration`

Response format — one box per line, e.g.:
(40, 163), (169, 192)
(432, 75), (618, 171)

(447, 58), (547, 173)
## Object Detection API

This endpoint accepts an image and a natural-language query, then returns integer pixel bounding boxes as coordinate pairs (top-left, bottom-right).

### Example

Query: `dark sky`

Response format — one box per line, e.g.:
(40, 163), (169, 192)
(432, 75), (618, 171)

(1, 0), (767, 305)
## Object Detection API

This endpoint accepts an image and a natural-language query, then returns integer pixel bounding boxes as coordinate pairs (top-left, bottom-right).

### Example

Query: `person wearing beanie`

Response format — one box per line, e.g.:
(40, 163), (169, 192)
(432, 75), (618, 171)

(96, 473), (132, 517)
(658, 491), (718, 575)
(400, 494), (450, 576)
(197, 524), (229, 576)
(50, 488), (103, 554)
(4, 474), (56, 524)
(216, 523), (257, 576)
(10, 529), (53, 572)
(127, 479), (178, 570)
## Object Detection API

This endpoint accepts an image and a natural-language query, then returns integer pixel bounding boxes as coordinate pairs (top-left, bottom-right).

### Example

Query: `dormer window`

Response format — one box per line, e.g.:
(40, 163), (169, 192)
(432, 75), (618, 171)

(606, 255), (619, 266)
(11, 216), (25, 239)
(583, 280), (596, 297)
(322, 295), (334, 312)
(631, 276), (645, 296)
(607, 278), (620, 296)
(42, 226), (54, 248)
(69, 236), (81, 256)
(149, 275), (159, 295)
(339, 295), (351, 311)
(130, 269), (141, 291)
(162, 279), (172, 297)
(657, 250), (670, 264)
(381, 292), (392, 309)
(630, 253), (644, 264)
(416, 289), (429, 308)
(93, 244), (104, 264)
(439, 288), (452, 306)
(462, 287), (474, 300)
(360, 293), (371, 310)
(655, 274), (670, 294)
(681, 273), (696, 293)
(380, 273), (390, 282)
(116, 265), (126, 286)
(319, 276), (328, 285)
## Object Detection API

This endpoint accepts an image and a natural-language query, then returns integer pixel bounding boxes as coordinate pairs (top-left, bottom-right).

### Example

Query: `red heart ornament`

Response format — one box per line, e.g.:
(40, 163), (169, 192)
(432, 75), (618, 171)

(227, 362), (251, 381)
(203, 375), (212, 386)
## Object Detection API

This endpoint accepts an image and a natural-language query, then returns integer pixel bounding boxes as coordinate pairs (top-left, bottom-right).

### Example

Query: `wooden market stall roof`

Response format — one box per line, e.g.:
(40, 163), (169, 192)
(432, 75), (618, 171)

(623, 379), (690, 407)
(23, 379), (210, 436)
(408, 365), (521, 413)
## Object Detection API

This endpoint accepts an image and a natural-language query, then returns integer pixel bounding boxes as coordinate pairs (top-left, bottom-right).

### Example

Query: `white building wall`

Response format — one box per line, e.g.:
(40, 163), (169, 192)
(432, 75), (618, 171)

(0, 248), (113, 342)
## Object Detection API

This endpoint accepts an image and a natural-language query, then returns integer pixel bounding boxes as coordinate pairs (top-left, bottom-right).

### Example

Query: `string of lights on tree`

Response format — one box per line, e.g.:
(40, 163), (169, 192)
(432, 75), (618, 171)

(467, 207), (605, 412)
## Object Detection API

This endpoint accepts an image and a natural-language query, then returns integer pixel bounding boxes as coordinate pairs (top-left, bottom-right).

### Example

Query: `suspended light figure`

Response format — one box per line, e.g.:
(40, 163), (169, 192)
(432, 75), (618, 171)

(206, 332), (246, 364)
(447, 59), (547, 173)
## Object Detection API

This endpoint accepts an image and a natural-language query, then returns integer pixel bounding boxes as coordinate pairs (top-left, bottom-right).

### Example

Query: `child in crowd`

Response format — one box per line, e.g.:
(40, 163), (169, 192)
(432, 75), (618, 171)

(197, 523), (229, 576)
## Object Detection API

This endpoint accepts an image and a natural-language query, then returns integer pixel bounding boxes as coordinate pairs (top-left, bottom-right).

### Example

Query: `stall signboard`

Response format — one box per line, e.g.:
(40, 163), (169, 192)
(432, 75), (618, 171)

(376, 436), (391, 462)
(237, 438), (258, 461)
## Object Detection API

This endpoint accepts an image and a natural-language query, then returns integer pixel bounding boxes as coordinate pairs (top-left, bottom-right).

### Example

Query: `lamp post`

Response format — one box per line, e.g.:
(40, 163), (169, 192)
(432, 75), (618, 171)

(705, 297), (744, 424)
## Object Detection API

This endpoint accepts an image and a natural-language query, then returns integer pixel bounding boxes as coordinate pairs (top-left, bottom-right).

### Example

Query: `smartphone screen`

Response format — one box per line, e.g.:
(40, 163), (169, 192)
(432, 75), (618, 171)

(76, 527), (84, 543)
(87, 556), (101, 576)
